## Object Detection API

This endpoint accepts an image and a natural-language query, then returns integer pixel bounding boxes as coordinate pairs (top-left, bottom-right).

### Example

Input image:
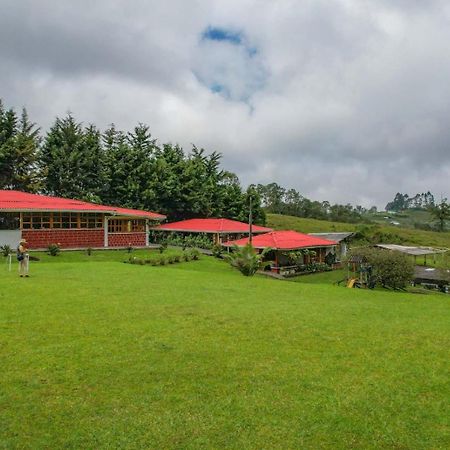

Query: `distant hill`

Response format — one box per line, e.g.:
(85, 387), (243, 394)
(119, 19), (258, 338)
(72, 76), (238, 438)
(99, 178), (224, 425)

(266, 213), (450, 250)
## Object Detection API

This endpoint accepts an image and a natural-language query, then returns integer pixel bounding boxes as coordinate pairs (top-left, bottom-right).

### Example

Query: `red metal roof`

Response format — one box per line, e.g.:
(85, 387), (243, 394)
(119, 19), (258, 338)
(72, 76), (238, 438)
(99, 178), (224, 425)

(154, 218), (272, 234)
(0, 190), (165, 220)
(222, 230), (337, 250)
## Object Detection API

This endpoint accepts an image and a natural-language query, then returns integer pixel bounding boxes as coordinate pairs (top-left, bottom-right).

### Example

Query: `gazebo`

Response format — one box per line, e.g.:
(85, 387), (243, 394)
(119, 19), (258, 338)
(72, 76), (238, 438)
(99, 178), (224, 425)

(375, 244), (448, 265)
(222, 230), (337, 275)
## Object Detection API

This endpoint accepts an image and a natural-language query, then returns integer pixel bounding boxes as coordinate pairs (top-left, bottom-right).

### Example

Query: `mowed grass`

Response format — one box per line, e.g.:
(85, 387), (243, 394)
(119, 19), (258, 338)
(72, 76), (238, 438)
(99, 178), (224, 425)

(1, 252), (449, 449)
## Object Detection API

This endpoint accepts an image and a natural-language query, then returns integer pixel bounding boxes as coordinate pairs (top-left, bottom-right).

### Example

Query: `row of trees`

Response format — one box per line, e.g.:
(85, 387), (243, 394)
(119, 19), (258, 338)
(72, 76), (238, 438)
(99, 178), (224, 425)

(385, 192), (435, 211)
(255, 182), (375, 223)
(0, 100), (265, 223)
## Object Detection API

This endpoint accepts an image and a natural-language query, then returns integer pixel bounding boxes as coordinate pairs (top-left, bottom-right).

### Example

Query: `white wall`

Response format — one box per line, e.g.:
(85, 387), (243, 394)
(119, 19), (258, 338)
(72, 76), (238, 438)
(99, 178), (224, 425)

(0, 230), (21, 248)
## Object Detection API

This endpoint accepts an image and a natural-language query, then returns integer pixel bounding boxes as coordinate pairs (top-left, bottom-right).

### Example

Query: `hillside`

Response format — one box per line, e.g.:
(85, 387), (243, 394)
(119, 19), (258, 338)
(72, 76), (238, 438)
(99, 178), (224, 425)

(266, 213), (450, 249)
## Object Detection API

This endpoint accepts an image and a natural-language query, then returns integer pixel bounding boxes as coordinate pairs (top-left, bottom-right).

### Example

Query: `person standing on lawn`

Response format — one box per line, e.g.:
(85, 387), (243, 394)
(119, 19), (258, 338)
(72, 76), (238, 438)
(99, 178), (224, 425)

(17, 238), (29, 277)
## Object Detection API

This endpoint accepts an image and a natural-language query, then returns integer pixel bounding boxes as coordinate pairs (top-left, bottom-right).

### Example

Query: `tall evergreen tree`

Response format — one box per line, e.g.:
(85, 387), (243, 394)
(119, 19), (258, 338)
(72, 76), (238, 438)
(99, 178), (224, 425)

(10, 109), (41, 192)
(0, 101), (18, 189)
(40, 114), (105, 200)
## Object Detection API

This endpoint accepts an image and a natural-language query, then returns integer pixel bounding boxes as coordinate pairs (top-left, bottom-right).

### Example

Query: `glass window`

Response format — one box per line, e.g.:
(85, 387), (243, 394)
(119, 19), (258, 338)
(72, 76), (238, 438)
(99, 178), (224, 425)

(70, 213), (79, 228)
(79, 213), (88, 229)
(0, 213), (20, 230)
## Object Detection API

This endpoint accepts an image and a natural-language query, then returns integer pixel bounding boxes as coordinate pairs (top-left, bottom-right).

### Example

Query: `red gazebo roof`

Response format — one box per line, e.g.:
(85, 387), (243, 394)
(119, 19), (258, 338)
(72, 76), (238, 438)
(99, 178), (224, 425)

(0, 190), (166, 220)
(154, 218), (272, 234)
(222, 230), (337, 250)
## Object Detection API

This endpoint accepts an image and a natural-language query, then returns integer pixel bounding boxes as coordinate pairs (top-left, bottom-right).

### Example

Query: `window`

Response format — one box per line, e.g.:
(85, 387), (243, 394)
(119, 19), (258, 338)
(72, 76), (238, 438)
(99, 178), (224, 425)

(0, 213), (20, 230)
(19, 212), (104, 229)
(108, 219), (145, 233)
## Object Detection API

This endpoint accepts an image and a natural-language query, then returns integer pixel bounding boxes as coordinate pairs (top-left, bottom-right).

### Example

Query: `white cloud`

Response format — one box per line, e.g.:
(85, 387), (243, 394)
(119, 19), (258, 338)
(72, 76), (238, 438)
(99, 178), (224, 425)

(1, 0), (449, 208)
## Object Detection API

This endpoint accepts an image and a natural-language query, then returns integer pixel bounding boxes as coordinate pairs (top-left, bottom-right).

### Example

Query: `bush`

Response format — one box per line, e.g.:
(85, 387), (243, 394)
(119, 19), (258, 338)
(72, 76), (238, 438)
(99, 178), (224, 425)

(159, 256), (168, 265)
(212, 244), (224, 258)
(86, 247), (93, 256)
(1, 244), (12, 257)
(159, 240), (168, 254)
(47, 243), (60, 256)
(349, 247), (414, 290)
(224, 243), (271, 277)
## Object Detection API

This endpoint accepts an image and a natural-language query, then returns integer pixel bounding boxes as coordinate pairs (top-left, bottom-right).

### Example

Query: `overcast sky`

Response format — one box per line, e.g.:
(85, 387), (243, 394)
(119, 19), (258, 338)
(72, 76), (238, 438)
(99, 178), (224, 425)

(1, 0), (449, 208)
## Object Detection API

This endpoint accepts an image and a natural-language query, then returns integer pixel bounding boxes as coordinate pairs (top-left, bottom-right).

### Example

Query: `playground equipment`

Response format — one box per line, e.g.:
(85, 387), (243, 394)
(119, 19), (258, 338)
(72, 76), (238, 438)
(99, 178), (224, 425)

(346, 255), (375, 289)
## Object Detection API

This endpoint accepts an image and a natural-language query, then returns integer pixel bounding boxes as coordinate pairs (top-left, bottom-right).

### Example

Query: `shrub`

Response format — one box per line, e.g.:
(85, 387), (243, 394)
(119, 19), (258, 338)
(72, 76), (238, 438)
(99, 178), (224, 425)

(47, 243), (61, 256)
(348, 247), (414, 290)
(86, 247), (93, 256)
(1, 244), (12, 257)
(159, 240), (168, 254)
(212, 244), (224, 258)
(189, 249), (201, 260)
(159, 256), (168, 265)
(224, 243), (272, 276)
(173, 255), (181, 263)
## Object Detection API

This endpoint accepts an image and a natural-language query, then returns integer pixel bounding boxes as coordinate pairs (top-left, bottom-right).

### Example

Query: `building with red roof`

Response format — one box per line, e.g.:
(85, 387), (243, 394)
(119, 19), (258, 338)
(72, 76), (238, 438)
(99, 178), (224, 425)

(222, 230), (337, 274)
(0, 190), (165, 249)
(153, 218), (272, 245)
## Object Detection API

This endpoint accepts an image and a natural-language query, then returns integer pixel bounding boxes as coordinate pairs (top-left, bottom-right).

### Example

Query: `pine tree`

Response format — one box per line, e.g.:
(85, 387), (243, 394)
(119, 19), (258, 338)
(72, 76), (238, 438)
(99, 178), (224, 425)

(40, 114), (105, 200)
(0, 102), (18, 189)
(10, 109), (41, 192)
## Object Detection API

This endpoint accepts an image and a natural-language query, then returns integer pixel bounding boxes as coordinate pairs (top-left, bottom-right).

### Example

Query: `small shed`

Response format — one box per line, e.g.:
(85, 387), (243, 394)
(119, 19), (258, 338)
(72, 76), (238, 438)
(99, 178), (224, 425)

(309, 232), (354, 261)
(413, 266), (450, 291)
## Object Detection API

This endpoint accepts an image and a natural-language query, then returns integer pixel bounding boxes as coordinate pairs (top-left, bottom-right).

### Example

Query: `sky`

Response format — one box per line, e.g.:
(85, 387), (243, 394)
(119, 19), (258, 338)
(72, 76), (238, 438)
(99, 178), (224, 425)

(1, 0), (449, 209)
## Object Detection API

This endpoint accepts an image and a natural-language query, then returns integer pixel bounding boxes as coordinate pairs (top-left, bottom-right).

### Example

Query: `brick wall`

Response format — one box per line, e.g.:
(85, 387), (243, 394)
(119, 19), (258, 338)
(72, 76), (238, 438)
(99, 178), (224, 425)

(23, 229), (104, 249)
(108, 232), (146, 247)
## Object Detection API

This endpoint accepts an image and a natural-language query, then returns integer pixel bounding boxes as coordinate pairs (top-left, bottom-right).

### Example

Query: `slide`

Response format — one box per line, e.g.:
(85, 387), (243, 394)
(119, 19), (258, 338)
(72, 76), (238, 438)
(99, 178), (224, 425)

(347, 278), (357, 288)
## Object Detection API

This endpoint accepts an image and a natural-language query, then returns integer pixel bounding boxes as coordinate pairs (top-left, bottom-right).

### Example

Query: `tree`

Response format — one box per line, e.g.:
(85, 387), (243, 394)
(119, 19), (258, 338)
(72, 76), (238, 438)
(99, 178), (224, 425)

(0, 102), (18, 189)
(0, 104), (41, 191)
(40, 115), (105, 200)
(10, 109), (41, 192)
(349, 247), (414, 290)
(429, 199), (450, 232)
(225, 243), (272, 276)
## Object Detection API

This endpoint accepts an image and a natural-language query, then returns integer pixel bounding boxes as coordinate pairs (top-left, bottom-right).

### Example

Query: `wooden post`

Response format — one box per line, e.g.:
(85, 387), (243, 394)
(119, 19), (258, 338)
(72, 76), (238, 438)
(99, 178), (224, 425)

(249, 195), (253, 245)
(104, 216), (109, 248)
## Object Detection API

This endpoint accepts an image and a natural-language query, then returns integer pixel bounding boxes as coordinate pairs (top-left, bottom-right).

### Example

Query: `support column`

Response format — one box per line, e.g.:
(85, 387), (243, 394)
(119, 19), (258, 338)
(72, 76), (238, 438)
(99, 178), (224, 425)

(104, 216), (109, 248)
(145, 220), (150, 246)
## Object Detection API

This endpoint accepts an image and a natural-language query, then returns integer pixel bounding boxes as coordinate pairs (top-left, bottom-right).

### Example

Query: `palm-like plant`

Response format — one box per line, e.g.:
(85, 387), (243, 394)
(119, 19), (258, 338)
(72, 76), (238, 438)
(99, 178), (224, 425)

(225, 243), (272, 276)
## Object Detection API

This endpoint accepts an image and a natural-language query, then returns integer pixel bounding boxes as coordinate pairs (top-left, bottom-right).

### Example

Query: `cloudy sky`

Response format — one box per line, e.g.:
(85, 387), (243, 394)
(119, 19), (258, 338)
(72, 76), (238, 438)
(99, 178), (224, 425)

(1, 0), (450, 208)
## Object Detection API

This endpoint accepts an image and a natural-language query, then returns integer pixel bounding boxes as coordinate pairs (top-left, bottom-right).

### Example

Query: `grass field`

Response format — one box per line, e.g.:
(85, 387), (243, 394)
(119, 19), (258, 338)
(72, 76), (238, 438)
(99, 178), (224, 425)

(1, 250), (449, 449)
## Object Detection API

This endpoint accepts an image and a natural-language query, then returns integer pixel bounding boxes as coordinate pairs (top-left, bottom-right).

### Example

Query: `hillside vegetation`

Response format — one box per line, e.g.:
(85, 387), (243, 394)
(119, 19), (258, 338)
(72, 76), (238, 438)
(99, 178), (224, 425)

(267, 213), (450, 249)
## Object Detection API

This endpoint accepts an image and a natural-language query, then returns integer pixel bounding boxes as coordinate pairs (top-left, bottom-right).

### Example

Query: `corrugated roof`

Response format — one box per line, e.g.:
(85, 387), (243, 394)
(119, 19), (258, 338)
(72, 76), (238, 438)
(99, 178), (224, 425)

(375, 244), (448, 256)
(0, 190), (165, 220)
(153, 218), (272, 234)
(309, 232), (354, 242)
(222, 230), (337, 250)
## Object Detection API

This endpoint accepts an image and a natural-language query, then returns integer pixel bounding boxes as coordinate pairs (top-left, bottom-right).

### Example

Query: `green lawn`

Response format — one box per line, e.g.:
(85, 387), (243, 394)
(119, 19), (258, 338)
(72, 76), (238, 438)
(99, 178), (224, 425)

(1, 251), (449, 449)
